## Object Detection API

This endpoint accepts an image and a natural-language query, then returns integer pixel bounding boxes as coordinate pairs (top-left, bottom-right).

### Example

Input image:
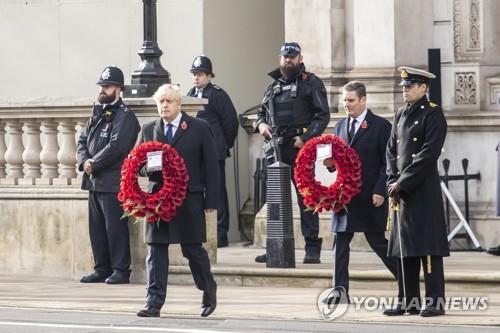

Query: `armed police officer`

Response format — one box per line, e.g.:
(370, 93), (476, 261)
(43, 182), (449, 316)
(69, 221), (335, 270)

(384, 67), (449, 317)
(255, 42), (330, 264)
(77, 66), (140, 284)
(187, 56), (239, 248)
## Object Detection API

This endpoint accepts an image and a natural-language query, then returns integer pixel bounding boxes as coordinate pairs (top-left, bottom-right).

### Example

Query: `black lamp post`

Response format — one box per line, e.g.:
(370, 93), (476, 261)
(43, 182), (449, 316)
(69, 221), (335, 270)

(124, 0), (171, 98)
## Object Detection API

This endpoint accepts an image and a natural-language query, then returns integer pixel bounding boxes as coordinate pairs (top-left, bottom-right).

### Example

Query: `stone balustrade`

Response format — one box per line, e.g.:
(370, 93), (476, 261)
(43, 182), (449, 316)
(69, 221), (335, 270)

(0, 96), (205, 186)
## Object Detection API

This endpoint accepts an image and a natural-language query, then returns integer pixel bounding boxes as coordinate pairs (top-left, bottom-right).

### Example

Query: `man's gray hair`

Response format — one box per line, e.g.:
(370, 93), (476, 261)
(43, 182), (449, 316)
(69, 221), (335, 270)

(343, 81), (366, 98)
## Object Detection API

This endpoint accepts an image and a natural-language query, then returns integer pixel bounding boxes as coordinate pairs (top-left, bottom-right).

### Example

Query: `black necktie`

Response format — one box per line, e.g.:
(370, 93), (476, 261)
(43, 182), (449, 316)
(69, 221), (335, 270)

(348, 119), (357, 142)
(165, 123), (173, 144)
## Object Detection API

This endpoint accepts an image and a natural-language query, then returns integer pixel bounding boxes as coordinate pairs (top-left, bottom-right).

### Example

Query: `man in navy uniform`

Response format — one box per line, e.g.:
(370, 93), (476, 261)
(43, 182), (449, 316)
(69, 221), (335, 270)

(322, 81), (398, 304)
(384, 67), (449, 317)
(77, 66), (140, 284)
(187, 56), (239, 248)
(255, 42), (330, 264)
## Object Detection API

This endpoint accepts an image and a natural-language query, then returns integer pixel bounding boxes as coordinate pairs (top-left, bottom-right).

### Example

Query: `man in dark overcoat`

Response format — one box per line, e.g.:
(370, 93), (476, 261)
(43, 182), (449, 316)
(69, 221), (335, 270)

(322, 81), (398, 304)
(77, 66), (140, 284)
(136, 84), (219, 318)
(186, 55), (239, 247)
(384, 67), (449, 317)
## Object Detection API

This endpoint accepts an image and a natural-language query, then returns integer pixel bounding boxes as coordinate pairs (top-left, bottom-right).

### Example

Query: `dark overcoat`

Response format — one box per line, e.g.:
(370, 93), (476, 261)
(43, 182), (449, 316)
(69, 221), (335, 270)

(187, 82), (239, 160)
(139, 112), (219, 244)
(386, 96), (450, 257)
(331, 110), (391, 232)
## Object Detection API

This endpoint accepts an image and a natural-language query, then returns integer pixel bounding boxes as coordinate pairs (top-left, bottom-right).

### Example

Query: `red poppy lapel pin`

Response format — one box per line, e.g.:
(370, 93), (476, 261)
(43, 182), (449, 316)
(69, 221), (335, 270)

(361, 120), (368, 129)
(181, 121), (188, 130)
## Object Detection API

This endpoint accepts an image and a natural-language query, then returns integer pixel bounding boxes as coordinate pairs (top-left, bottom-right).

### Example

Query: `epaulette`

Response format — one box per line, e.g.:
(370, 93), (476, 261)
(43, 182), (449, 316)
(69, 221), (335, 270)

(429, 101), (438, 108)
(120, 104), (130, 112)
(212, 84), (221, 90)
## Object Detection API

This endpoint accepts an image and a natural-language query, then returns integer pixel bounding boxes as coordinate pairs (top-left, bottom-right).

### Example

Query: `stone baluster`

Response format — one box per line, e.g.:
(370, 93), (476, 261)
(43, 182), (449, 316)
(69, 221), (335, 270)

(39, 120), (60, 184)
(75, 119), (87, 181)
(4, 121), (24, 183)
(0, 121), (6, 178)
(21, 120), (42, 184)
(57, 119), (77, 183)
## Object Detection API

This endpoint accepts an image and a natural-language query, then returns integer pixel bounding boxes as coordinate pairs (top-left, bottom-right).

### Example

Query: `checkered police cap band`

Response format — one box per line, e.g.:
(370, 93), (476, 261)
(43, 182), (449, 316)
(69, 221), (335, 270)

(280, 42), (301, 56)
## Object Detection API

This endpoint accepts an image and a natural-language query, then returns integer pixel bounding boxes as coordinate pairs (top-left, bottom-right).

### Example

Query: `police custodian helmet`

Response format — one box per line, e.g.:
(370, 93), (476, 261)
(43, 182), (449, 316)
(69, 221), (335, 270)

(97, 66), (124, 87)
(190, 55), (215, 77)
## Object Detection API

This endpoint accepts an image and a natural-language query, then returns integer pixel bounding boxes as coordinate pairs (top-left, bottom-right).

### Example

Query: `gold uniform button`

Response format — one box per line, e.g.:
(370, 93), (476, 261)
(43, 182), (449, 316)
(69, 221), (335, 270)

(413, 137), (417, 142)
(397, 123), (400, 127)
(414, 120), (419, 125)
(396, 139), (400, 143)
(397, 155), (400, 160)
(397, 171), (400, 175)
(420, 105), (424, 109)
(412, 154), (416, 158)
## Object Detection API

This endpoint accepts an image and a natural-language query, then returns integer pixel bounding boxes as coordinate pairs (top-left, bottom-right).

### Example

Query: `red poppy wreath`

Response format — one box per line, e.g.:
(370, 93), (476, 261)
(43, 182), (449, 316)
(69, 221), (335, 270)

(294, 134), (362, 213)
(118, 141), (189, 224)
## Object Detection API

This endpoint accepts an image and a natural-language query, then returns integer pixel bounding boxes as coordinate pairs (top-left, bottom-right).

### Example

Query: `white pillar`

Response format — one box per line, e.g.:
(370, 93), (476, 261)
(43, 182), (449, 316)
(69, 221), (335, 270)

(4, 121), (24, 180)
(57, 119), (77, 180)
(0, 121), (6, 178)
(22, 120), (42, 180)
(40, 120), (60, 180)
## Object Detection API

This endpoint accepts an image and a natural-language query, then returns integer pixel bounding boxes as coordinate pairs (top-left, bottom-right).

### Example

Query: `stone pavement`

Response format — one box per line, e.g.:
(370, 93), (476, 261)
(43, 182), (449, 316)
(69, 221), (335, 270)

(0, 245), (499, 327)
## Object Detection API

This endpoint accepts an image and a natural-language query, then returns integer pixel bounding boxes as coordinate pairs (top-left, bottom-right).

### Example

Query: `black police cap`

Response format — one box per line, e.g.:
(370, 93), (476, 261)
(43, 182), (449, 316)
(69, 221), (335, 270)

(190, 56), (214, 77)
(97, 66), (124, 87)
(280, 42), (301, 56)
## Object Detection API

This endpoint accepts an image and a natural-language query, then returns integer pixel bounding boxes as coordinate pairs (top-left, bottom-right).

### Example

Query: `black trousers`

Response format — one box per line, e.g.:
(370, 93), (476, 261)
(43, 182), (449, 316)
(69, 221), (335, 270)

(334, 232), (398, 294)
(280, 144), (321, 254)
(146, 243), (216, 309)
(397, 256), (445, 310)
(88, 191), (130, 274)
(217, 160), (230, 241)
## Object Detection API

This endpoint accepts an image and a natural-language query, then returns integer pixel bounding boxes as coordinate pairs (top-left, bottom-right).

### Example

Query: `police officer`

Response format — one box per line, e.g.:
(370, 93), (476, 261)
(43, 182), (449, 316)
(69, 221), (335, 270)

(77, 66), (140, 284)
(384, 67), (449, 317)
(255, 42), (330, 264)
(187, 56), (239, 248)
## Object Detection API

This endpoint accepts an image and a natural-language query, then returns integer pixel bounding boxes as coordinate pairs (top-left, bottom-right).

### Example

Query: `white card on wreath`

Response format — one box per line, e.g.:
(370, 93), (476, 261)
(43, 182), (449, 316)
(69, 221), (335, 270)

(146, 151), (163, 172)
(316, 143), (332, 161)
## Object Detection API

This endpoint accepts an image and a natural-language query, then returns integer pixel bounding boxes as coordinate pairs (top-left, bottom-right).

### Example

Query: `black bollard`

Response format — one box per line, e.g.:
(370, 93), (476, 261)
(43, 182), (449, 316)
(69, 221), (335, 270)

(266, 161), (295, 268)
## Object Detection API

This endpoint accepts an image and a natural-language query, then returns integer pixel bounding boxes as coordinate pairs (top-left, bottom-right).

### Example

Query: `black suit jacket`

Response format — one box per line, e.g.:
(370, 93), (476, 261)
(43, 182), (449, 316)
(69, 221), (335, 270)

(332, 109), (391, 232)
(139, 112), (219, 244)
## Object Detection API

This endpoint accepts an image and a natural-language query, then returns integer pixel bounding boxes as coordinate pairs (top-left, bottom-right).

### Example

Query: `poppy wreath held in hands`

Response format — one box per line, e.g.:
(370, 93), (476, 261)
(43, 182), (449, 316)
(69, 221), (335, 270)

(118, 141), (189, 224)
(294, 134), (362, 213)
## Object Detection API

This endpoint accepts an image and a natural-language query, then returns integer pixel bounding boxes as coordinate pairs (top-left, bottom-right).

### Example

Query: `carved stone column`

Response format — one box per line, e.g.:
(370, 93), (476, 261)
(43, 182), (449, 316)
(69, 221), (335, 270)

(4, 121), (24, 182)
(0, 121), (6, 178)
(21, 121), (42, 183)
(57, 120), (77, 183)
(40, 120), (60, 182)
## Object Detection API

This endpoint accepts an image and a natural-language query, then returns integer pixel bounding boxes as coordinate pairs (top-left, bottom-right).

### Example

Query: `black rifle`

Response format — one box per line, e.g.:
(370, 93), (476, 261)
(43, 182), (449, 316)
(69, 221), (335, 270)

(261, 84), (283, 164)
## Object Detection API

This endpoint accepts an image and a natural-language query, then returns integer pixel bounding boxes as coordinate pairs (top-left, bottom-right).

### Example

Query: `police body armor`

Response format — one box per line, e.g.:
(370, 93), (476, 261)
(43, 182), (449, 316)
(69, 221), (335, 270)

(272, 81), (311, 139)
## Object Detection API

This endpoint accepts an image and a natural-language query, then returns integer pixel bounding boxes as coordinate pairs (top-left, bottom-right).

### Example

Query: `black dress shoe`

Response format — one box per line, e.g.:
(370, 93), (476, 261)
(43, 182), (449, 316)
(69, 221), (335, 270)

(303, 253), (321, 264)
(486, 246), (500, 256)
(105, 270), (130, 284)
(321, 288), (349, 305)
(383, 304), (420, 316)
(137, 306), (161, 317)
(201, 284), (217, 317)
(80, 272), (110, 283)
(217, 239), (228, 248)
(420, 306), (445, 317)
(255, 253), (267, 263)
